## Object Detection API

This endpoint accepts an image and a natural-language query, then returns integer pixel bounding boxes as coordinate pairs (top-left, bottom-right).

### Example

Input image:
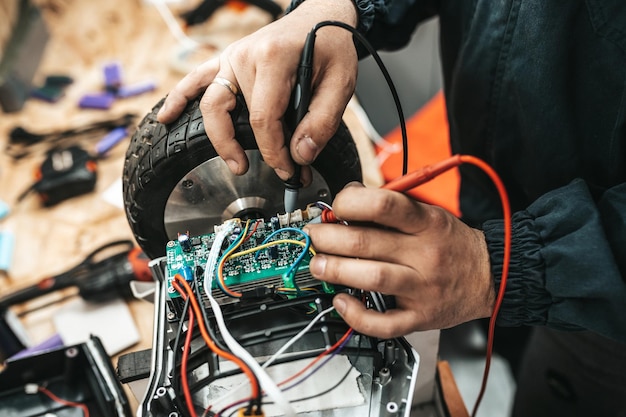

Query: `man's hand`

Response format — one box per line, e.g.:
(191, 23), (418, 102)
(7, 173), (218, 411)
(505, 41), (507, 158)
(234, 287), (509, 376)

(304, 185), (496, 339)
(157, 0), (358, 183)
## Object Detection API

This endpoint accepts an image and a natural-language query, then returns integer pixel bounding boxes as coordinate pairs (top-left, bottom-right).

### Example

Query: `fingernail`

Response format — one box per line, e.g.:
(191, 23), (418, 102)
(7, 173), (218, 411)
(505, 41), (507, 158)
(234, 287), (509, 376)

(274, 168), (291, 181)
(295, 135), (318, 164)
(334, 297), (346, 315)
(309, 254), (326, 277)
(225, 159), (239, 174)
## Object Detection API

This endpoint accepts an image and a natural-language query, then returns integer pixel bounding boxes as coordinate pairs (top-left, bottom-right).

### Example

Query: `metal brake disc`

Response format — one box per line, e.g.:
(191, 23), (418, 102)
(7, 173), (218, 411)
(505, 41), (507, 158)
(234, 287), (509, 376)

(163, 150), (332, 239)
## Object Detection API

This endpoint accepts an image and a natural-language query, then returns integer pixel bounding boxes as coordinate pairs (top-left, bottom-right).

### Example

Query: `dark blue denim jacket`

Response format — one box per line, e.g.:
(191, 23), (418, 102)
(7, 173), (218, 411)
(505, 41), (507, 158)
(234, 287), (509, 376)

(289, 0), (626, 343)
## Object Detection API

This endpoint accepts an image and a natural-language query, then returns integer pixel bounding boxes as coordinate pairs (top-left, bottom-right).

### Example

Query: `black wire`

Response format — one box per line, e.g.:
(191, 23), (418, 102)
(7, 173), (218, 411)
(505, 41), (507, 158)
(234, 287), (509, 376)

(172, 284), (195, 416)
(191, 265), (263, 407)
(311, 21), (409, 176)
(6, 113), (137, 159)
(284, 333), (363, 404)
(192, 270), (230, 352)
(224, 334), (364, 417)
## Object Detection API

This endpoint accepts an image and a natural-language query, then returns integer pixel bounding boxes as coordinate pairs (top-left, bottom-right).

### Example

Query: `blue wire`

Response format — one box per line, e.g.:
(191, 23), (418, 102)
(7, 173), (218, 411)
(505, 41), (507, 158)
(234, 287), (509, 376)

(257, 228), (312, 277)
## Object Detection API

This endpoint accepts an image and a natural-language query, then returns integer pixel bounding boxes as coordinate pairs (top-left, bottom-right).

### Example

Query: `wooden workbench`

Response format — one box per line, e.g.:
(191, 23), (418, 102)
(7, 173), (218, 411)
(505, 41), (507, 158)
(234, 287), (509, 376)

(1, 0), (381, 371)
(0, 1), (468, 416)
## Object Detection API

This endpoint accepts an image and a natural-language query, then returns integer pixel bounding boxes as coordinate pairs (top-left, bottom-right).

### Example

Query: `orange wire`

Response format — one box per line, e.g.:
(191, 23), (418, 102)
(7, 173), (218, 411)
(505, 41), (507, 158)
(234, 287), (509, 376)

(217, 250), (243, 298)
(38, 386), (90, 417)
(178, 290), (199, 417)
(384, 155), (511, 416)
(171, 275), (260, 399)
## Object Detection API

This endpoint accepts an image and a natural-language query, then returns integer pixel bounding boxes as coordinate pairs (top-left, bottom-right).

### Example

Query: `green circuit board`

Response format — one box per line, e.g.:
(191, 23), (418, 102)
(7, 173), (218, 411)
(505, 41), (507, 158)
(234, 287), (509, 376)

(165, 212), (331, 300)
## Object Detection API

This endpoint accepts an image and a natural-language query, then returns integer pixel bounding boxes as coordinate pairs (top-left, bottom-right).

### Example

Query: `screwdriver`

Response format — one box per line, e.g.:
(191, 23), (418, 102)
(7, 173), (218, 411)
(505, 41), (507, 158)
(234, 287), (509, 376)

(0, 240), (152, 360)
(0, 240), (151, 310)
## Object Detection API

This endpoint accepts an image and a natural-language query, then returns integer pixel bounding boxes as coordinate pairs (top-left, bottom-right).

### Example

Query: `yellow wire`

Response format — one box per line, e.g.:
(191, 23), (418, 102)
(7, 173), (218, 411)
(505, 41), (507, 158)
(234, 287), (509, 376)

(228, 239), (316, 259)
(216, 220), (251, 297)
(217, 226), (316, 297)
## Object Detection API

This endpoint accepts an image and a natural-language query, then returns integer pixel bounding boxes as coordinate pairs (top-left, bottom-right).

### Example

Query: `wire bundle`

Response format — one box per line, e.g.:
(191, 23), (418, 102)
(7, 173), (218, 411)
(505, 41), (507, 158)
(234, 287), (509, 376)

(169, 219), (357, 417)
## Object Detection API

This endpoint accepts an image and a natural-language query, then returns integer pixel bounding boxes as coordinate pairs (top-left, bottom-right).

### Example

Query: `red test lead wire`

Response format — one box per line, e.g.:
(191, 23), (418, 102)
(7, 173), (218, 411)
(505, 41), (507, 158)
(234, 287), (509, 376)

(320, 154), (511, 417)
(381, 154), (464, 193)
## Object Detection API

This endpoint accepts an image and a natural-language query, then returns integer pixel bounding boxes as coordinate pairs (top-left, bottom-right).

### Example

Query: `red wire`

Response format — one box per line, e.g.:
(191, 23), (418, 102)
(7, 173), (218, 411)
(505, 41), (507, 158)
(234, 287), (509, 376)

(178, 290), (199, 417)
(172, 276), (261, 399)
(277, 327), (354, 387)
(214, 326), (354, 416)
(458, 156), (511, 417)
(38, 386), (90, 417)
(325, 154), (511, 415)
(244, 219), (260, 241)
(383, 154), (510, 416)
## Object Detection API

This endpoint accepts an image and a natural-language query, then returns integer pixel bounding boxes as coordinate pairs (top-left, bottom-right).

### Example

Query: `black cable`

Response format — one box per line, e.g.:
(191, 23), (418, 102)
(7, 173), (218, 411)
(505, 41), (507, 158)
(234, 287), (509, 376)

(172, 284), (198, 417)
(192, 267), (229, 353)
(287, 336), (362, 404)
(309, 21), (409, 176)
(303, 21), (404, 315)
(222, 335), (364, 417)
(191, 262), (263, 408)
(6, 113), (136, 160)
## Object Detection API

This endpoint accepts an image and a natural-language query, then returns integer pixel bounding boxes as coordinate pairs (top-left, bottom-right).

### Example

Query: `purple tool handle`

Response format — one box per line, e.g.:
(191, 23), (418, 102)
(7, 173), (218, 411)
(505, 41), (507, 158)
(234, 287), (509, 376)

(79, 92), (115, 109)
(96, 126), (128, 155)
(9, 333), (64, 361)
(116, 80), (156, 98)
(104, 62), (123, 91)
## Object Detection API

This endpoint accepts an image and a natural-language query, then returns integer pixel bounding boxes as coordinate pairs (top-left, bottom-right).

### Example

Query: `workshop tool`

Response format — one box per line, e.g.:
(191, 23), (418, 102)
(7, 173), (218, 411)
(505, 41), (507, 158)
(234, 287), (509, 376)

(180, 0), (283, 28)
(0, 240), (152, 361)
(31, 74), (74, 103)
(16, 123), (132, 206)
(0, 0), (49, 112)
(0, 336), (133, 417)
(6, 113), (136, 160)
(78, 61), (156, 109)
(27, 144), (98, 206)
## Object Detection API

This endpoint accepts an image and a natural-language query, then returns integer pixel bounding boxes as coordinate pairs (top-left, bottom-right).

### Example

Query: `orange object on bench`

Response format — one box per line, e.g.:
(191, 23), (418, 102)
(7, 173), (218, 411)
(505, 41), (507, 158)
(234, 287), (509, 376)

(376, 91), (461, 217)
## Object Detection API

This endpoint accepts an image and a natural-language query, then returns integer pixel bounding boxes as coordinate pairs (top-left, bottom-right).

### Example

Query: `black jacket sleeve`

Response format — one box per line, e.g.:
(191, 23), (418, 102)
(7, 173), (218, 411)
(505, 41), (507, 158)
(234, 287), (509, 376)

(484, 179), (626, 343)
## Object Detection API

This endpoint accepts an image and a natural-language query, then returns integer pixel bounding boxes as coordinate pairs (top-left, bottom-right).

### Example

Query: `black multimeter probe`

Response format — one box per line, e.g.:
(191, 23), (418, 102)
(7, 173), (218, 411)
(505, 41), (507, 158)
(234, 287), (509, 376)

(283, 29), (316, 214)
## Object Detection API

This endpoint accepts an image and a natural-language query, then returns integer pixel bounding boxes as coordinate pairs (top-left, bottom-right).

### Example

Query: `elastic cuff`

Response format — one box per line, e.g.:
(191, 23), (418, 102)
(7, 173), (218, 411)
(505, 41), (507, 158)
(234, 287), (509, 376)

(483, 212), (551, 327)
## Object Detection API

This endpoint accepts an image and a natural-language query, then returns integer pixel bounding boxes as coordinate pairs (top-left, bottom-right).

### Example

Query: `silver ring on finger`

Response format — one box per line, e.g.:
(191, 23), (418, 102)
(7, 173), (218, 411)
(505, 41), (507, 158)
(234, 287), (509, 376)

(211, 77), (239, 97)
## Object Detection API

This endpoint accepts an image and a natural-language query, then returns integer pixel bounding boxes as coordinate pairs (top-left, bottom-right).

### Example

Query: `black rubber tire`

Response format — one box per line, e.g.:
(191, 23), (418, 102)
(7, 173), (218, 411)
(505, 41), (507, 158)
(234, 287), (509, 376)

(123, 97), (362, 259)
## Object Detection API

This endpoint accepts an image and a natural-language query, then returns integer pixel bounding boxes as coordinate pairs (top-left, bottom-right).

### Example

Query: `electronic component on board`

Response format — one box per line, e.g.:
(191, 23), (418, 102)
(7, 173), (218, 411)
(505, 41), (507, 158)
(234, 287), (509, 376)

(165, 215), (321, 305)
(127, 207), (419, 417)
(177, 233), (191, 252)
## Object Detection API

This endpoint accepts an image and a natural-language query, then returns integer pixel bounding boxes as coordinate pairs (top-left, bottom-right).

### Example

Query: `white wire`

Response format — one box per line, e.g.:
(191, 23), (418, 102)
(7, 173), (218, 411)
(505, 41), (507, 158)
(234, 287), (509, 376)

(151, 0), (200, 49)
(203, 223), (297, 417)
(315, 200), (333, 211)
(346, 98), (402, 167)
(262, 305), (336, 369)
(347, 97), (395, 148)
(209, 305), (337, 408)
